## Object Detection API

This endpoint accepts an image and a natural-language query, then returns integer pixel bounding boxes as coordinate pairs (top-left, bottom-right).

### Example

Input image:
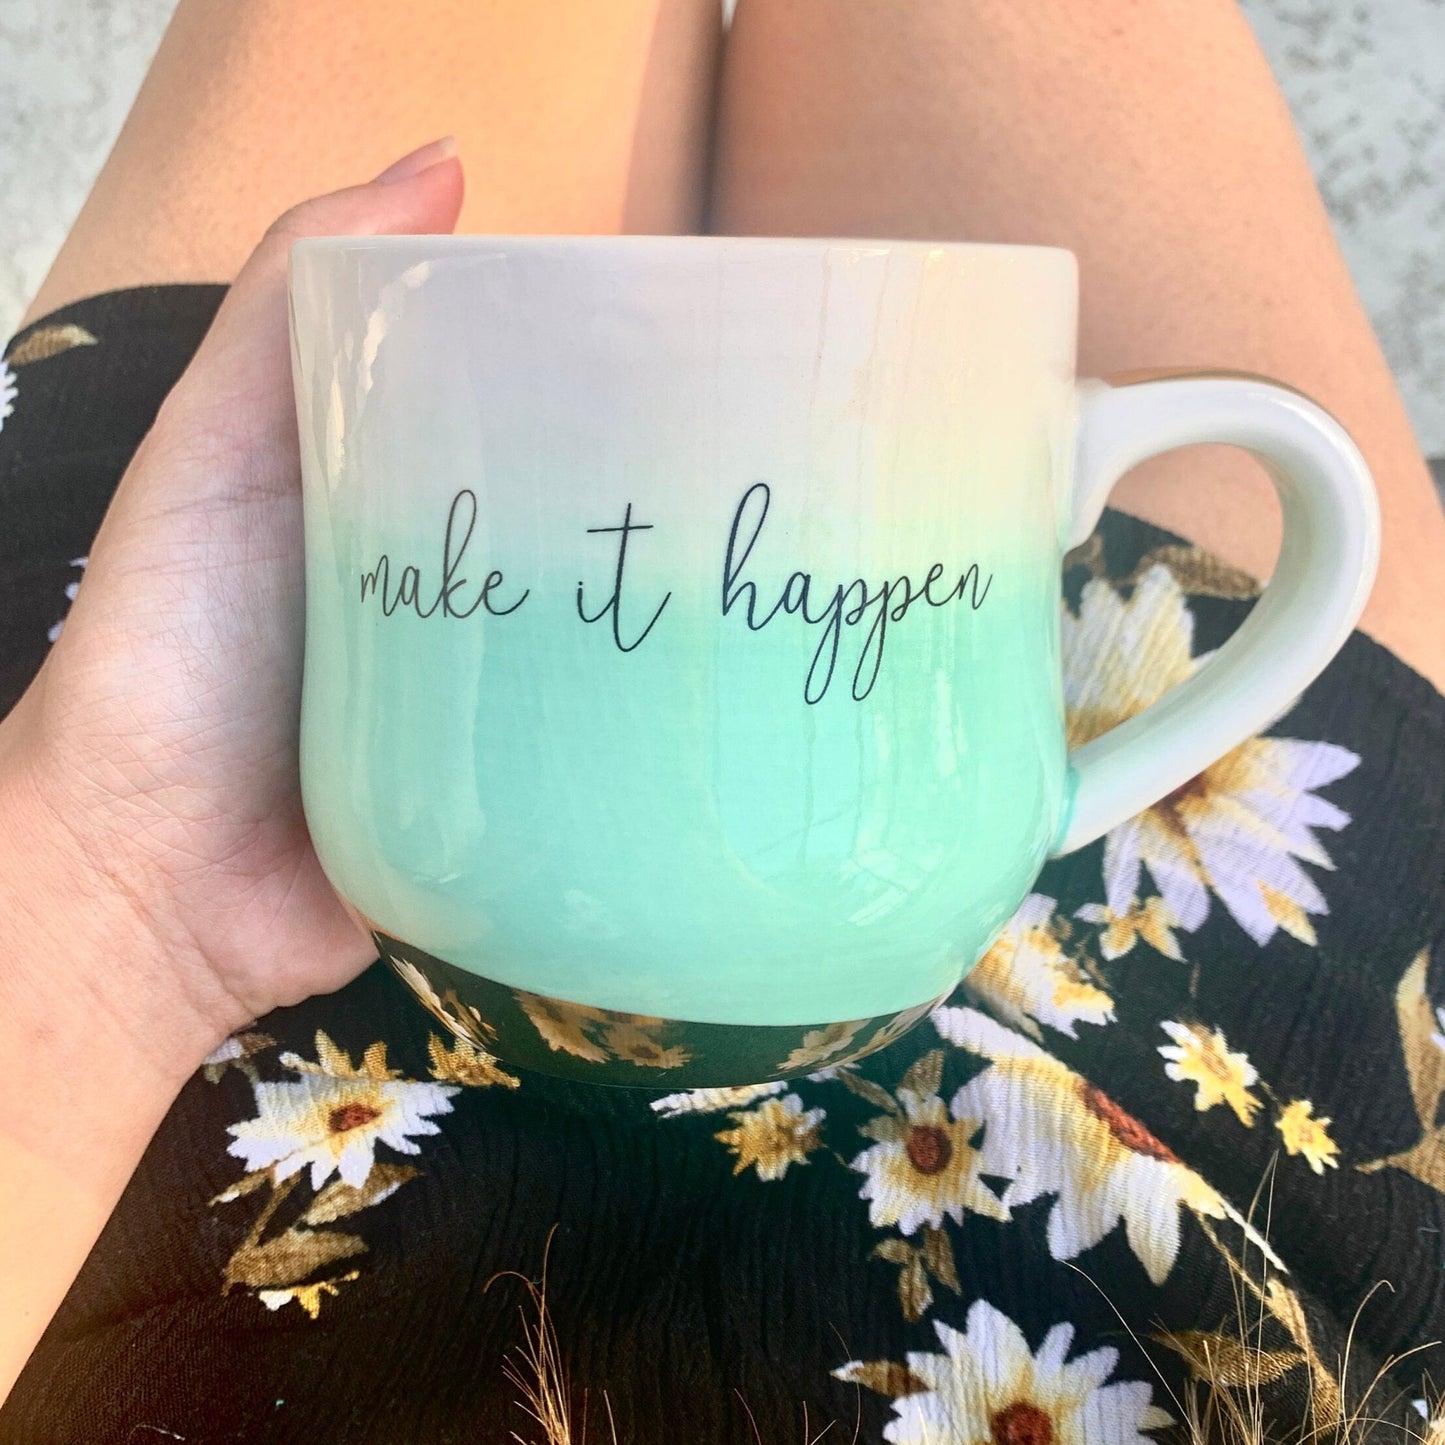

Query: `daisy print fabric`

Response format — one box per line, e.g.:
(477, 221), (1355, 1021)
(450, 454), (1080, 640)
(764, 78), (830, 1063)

(3, 290), (1445, 1445)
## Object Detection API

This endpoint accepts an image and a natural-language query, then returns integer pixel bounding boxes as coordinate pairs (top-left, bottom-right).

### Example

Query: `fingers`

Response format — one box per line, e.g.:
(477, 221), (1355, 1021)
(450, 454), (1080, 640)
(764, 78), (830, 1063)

(160, 139), (464, 453)
(372, 135), (460, 186)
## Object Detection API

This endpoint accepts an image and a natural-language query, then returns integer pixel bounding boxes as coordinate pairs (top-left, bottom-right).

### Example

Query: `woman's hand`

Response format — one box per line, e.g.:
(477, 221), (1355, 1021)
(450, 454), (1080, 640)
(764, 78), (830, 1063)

(2, 138), (464, 1062)
(0, 139), (463, 1403)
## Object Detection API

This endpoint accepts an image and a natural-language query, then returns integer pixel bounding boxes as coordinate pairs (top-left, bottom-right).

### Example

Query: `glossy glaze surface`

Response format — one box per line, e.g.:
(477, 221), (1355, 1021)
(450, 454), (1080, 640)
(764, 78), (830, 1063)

(291, 237), (1077, 1023)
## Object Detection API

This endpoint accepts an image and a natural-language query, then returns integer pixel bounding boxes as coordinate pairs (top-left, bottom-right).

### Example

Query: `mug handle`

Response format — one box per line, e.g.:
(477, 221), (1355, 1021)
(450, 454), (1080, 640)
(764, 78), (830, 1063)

(1053, 371), (1380, 855)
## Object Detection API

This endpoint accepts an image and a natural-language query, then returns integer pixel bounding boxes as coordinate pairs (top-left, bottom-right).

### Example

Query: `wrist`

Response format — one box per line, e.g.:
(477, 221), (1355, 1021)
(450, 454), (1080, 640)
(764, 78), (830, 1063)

(0, 707), (223, 1405)
(0, 709), (232, 1091)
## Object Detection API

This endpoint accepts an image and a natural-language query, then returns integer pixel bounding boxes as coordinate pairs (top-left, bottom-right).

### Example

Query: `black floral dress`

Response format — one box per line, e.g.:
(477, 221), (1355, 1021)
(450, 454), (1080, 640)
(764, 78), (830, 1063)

(2, 289), (1443, 1445)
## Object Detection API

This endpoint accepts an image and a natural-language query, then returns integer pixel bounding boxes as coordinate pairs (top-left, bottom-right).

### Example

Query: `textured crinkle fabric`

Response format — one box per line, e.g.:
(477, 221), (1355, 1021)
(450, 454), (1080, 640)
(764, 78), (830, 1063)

(2, 288), (1444, 1445)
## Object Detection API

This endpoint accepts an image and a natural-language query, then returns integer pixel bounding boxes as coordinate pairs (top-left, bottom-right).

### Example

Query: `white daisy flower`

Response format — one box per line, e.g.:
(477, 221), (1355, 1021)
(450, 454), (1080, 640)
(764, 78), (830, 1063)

(227, 1031), (457, 1190)
(963, 893), (1113, 1040)
(392, 957), (449, 1018)
(199, 1028), (273, 1083)
(0, 360), (16, 432)
(1158, 1021), (1261, 1126)
(1064, 564), (1357, 947)
(715, 1093), (826, 1180)
(517, 991), (612, 1064)
(390, 955), (496, 1049)
(937, 1006), (1225, 1285)
(838, 1298), (1170, 1444)
(257, 1273), (357, 1321)
(1064, 564), (1199, 743)
(1275, 1099), (1341, 1174)
(47, 555), (88, 643)
(851, 1086), (1008, 1237)
(1074, 896), (1183, 962)
(780, 1020), (863, 1073)
(204, 1035), (246, 1069)
(650, 1081), (786, 1118)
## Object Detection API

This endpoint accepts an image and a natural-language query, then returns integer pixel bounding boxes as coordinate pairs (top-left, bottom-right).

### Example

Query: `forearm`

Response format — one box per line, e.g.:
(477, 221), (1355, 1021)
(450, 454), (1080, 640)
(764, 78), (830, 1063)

(0, 707), (219, 1404)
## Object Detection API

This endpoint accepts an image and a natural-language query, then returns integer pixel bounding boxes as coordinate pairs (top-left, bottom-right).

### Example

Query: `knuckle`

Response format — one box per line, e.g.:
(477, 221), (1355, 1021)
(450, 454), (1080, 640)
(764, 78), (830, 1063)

(263, 202), (320, 249)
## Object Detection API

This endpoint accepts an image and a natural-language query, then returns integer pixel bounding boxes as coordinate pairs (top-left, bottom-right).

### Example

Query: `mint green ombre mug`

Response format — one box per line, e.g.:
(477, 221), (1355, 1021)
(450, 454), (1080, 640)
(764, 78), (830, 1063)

(288, 236), (1379, 1087)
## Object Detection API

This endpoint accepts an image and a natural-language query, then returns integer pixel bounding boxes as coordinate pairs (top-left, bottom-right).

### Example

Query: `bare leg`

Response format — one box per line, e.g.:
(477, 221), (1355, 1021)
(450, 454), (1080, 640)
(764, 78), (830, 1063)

(711, 0), (1445, 688)
(23, 0), (720, 324)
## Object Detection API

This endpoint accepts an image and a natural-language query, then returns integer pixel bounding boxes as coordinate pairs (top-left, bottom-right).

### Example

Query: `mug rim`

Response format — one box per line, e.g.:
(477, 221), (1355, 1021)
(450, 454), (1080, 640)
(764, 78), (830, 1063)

(290, 232), (1077, 262)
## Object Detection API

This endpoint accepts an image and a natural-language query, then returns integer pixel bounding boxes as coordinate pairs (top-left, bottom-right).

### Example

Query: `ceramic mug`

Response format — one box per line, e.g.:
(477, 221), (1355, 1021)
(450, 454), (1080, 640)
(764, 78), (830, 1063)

(288, 236), (1378, 1087)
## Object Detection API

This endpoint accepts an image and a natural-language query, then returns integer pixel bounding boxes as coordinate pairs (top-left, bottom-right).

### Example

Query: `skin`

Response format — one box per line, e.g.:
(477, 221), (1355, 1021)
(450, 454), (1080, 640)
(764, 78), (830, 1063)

(711, 0), (1445, 690)
(0, 147), (467, 1403)
(21, 0), (722, 319)
(2, 0), (1441, 1403)
(4, 0), (720, 1396)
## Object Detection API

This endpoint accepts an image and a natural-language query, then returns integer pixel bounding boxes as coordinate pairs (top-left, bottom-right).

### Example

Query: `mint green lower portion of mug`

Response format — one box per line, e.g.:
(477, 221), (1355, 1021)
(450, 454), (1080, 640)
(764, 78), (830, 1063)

(373, 930), (947, 1088)
(300, 530), (1066, 1027)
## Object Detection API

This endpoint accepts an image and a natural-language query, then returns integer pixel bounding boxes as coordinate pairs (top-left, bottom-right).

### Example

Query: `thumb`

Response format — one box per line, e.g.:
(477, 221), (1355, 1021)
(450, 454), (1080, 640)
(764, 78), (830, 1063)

(160, 137), (464, 451)
(48, 137), (465, 717)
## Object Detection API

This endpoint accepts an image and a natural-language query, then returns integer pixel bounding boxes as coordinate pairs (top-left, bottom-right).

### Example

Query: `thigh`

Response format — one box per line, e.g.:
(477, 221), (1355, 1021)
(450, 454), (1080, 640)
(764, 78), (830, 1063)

(710, 0), (1445, 689)
(23, 0), (720, 324)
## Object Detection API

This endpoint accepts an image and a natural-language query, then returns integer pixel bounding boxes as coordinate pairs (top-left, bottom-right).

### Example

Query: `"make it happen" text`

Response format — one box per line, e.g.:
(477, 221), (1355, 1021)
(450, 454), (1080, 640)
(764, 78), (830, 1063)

(357, 484), (993, 704)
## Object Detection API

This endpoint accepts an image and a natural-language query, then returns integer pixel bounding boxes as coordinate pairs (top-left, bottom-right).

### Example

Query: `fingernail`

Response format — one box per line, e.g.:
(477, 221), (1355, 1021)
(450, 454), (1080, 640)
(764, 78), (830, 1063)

(373, 136), (458, 185)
